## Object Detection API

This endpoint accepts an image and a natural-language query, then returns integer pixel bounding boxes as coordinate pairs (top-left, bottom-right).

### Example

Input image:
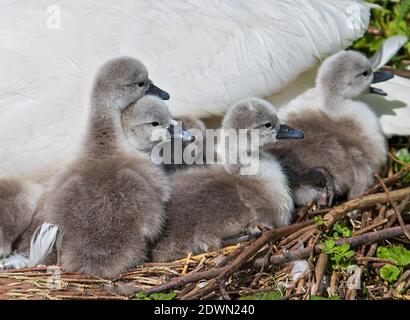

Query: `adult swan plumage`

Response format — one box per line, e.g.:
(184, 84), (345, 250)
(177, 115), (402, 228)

(0, 0), (383, 181)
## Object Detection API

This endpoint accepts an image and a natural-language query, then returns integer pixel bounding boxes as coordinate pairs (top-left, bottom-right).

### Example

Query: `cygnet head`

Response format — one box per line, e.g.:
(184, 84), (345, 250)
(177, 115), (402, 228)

(316, 51), (394, 102)
(122, 96), (195, 153)
(92, 57), (170, 111)
(222, 98), (304, 147)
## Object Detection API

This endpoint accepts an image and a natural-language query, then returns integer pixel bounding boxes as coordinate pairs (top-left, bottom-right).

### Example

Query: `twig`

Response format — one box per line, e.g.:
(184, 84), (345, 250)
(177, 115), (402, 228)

(329, 271), (338, 297)
(353, 219), (389, 236)
(365, 166), (410, 195)
(375, 173), (410, 241)
(181, 253), (192, 275)
(324, 188), (410, 228)
(143, 267), (227, 295)
(267, 225), (410, 267)
(180, 221), (312, 300)
(311, 253), (328, 296)
(355, 257), (397, 265)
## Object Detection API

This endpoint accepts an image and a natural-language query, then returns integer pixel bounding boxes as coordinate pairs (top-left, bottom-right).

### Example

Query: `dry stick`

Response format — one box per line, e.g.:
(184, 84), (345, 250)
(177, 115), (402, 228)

(355, 257), (397, 265)
(143, 267), (227, 295)
(250, 245), (273, 288)
(180, 221), (312, 300)
(353, 219), (389, 236)
(284, 228), (317, 250)
(278, 225), (317, 248)
(295, 204), (315, 223)
(145, 221), (311, 297)
(323, 188), (410, 228)
(329, 271), (338, 297)
(267, 225), (410, 267)
(365, 166), (410, 195)
(390, 152), (410, 169)
(311, 253), (328, 296)
(217, 278), (231, 300)
(375, 174), (410, 241)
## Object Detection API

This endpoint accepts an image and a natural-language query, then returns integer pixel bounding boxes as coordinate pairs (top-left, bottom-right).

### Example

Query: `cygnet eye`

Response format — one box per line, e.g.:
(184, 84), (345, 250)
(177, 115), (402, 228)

(138, 82), (146, 87)
(265, 123), (273, 128)
(152, 122), (160, 127)
(362, 71), (370, 77)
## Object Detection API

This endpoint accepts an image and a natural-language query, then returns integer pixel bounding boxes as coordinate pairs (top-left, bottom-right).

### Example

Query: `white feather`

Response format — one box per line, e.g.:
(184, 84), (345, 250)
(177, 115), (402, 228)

(291, 260), (310, 282)
(369, 35), (408, 70)
(0, 0), (370, 181)
(0, 252), (29, 270)
(28, 223), (59, 267)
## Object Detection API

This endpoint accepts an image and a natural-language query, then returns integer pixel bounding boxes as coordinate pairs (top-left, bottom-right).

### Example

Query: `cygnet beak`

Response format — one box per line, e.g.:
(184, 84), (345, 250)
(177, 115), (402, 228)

(167, 121), (196, 142)
(146, 83), (170, 100)
(276, 124), (304, 140)
(369, 71), (394, 96)
(372, 71), (394, 84)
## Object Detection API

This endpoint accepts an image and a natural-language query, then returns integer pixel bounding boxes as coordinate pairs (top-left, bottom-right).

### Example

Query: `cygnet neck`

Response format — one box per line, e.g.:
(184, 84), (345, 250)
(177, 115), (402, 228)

(317, 84), (346, 113)
(215, 129), (261, 175)
(84, 90), (133, 159)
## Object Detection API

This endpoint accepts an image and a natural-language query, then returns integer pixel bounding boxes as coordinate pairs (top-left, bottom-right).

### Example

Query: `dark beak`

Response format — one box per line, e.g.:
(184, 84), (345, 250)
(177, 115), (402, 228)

(369, 71), (394, 96)
(146, 83), (170, 100)
(276, 124), (304, 140)
(372, 71), (394, 84)
(369, 87), (388, 96)
(167, 122), (196, 142)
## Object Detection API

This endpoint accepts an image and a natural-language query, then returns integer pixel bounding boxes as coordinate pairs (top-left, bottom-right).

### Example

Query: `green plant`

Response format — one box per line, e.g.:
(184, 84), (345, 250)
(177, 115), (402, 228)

(377, 245), (410, 266)
(135, 291), (177, 300)
(321, 240), (355, 269)
(331, 222), (352, 239)
(377, 245), (410, 283)
(380, 264), (401, 282)
(352, 0), (410, 68)
(314, 216), (325, 226)
(393, 148), (410, 183)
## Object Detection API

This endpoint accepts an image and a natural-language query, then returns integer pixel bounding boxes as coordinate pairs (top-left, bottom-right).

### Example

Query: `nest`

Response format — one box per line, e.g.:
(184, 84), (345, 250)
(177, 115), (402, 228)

(1, 139), (409, 300)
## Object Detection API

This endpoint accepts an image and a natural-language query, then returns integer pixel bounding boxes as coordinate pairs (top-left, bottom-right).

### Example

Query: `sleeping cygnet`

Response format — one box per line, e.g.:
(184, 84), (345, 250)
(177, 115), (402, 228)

(152, 98), (304, 262)
(0, 179), (43, 259)
(266, 50), (392, 206)
(38, 58), (190, 278)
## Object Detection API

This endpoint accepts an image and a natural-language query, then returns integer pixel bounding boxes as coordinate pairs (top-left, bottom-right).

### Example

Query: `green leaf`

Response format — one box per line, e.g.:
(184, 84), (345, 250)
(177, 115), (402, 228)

(240, 291), (282, 300)
(135, 291), (177, 300)
(314, 216), (325, 226)
(377, 246), (410, 266)
(310, 295), (342, 300)
(325, 240), (335, 249)
(380, 264), (401, 283)
(339, 243), (351, 254)
(135, 292), (150, 300)
(150, 292), (177, 300)
(344, 250), (355, 258)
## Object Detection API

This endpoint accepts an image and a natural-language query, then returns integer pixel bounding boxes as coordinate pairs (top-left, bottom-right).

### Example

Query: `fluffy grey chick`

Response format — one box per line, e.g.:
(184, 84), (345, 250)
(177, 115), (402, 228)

(266, 51), (392, 206)
(44, 58), (174, 278)
(0, 179), (43, 258)
(161, 116), (207, 172)
(152, 98), (304, 262)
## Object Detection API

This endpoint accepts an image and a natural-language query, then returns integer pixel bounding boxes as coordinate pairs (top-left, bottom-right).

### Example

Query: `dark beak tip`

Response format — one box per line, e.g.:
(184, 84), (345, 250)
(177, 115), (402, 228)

(276, 124), (304, 140)
(146, 84), (171, 100)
